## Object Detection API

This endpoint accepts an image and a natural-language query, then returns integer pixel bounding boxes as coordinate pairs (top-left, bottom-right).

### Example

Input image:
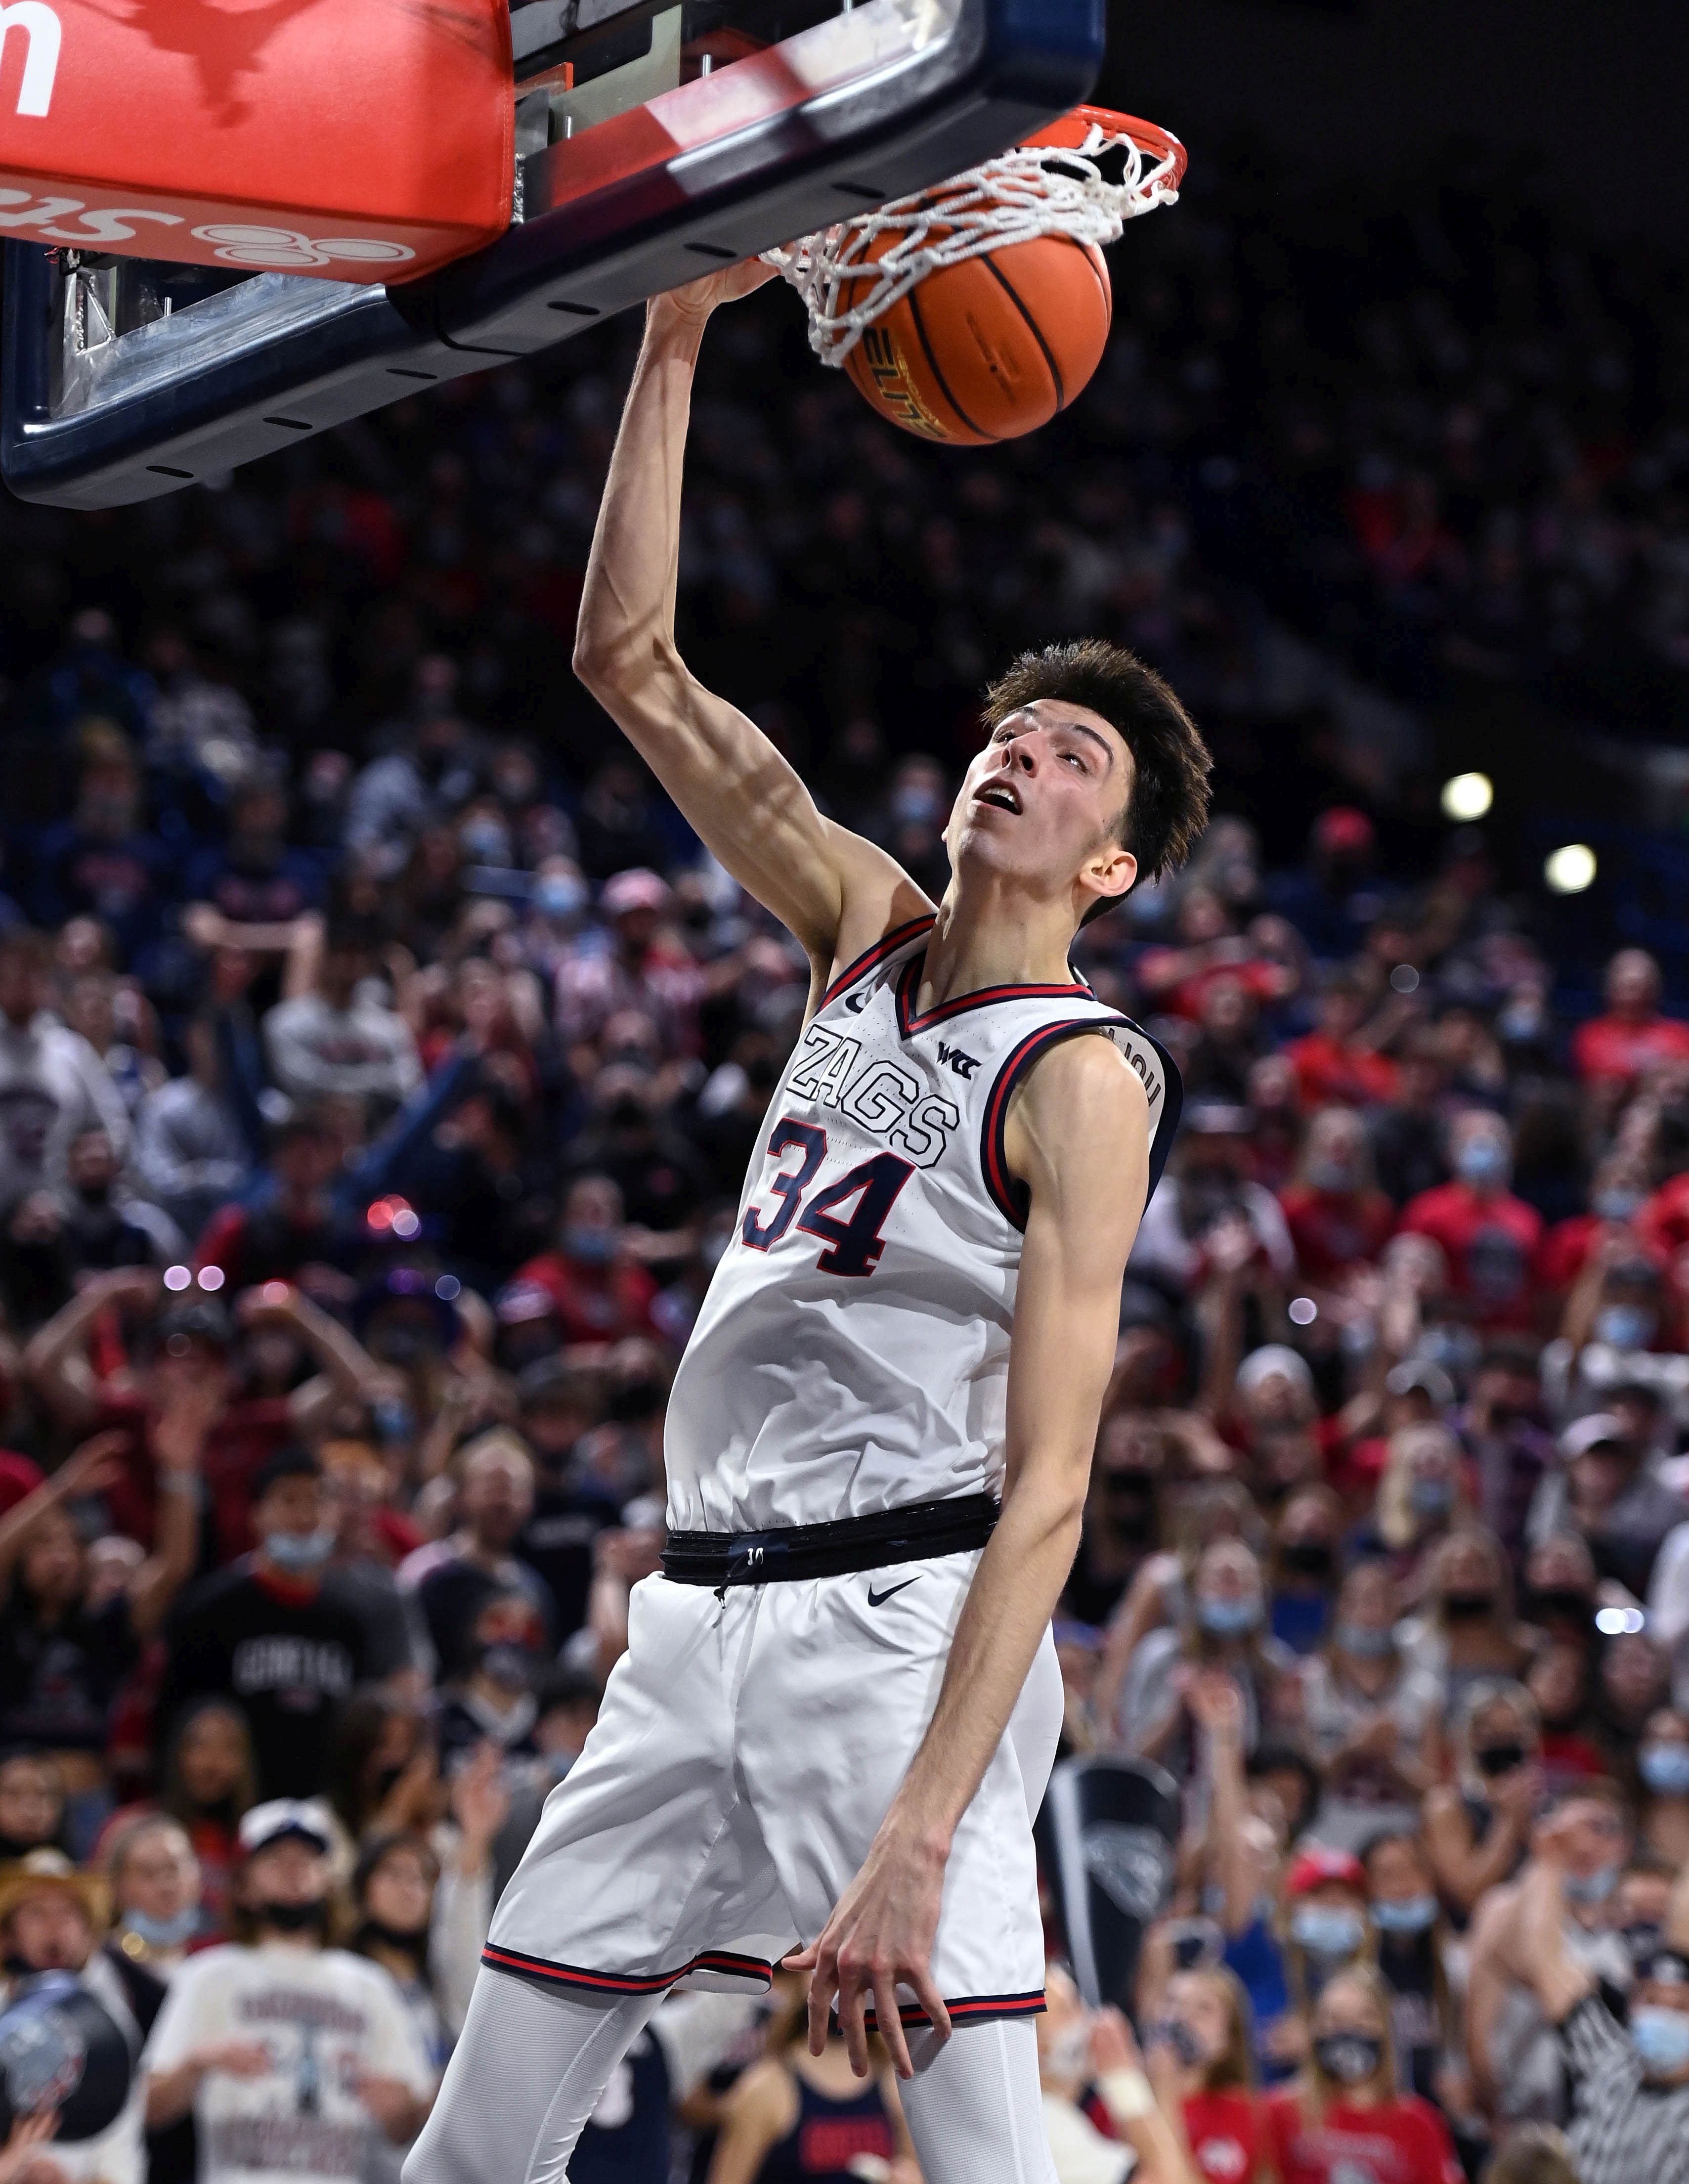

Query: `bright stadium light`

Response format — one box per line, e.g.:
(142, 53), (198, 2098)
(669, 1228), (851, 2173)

(1544, 843), (1597, 894)
(1441, 772), (1493, 821)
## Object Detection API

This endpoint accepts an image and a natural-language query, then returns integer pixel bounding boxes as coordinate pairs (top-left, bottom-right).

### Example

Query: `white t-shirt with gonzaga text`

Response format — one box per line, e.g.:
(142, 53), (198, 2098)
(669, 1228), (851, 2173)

(141, 1944), (434, 2184)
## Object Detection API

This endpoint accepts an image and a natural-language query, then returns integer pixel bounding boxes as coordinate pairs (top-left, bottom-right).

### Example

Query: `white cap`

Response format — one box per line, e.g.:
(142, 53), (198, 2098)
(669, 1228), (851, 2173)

(1559, 1412), (1627, 1461)
(238, 1798), (333, 1858)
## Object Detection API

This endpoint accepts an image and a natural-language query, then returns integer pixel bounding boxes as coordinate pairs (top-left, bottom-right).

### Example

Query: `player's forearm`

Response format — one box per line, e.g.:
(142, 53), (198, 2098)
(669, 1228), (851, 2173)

(573, 298), (701, 706)
(884, 1467), (1086, 1850)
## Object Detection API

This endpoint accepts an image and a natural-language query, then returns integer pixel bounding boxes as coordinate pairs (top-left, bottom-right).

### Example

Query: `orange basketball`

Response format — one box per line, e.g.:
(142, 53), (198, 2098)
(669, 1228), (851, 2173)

(840, 223), (1112, 445)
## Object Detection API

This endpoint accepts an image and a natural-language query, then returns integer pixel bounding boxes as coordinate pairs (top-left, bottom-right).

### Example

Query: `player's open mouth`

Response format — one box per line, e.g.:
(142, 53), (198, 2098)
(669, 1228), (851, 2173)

(974, 782), (1022, 814)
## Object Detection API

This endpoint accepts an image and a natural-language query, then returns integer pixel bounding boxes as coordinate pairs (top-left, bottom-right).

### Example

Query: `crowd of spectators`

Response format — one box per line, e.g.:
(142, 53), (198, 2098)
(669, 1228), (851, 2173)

(3, 123), (1689, 2184)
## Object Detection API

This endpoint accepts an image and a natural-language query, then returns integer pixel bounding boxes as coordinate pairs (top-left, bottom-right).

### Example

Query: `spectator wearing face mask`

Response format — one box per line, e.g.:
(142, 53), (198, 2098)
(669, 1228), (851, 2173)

(1360, 1831), (1460, 2113)
(1281, 1849), (1374, 2027)
(156, 1451), (388, 1799)
(1399, 1114), (1543, 1335)
(1065, 1414), (1172, 1626)
(1280, 1109), (1396, 1288)
(1425, 1681), (1544, 1923)
(1368, 1031), (1453, 1211)
(1268, 1489), (1344, 1657)
(1286, 972), (1399, 1112)
(1633, 1706), (1689, 1870)
(0, 927), (131, 1219)
(1529, 1414), (1685, 1598)
(434, 1588), (547, 1771)
(399, 1433), (554, 1684)
(140, 1800), (434, 2184)
(1118, 1541), (1293, 1766)
(1142, 1965), (1271, 2184)
(1036, 1966), (1201, 2184)
(262, 914), (422, 1112)
(106, 1813), (205, 1975)
(1401, 1529), (1535, 1708)
(1264, 1964), (1462, 2184)
(1466, 1786), (1633, 2127)
(1477, 1825), (1689, 2184)
(1458, 1347), (1554, 1556)
(1301, 1563), (1440, 1850)
(1572, 952), (1689, 1099)
(1128, 1105), (1296, 1302)
(1526, 1642), (1609, 1789)
(506, 1174), (661, 1346)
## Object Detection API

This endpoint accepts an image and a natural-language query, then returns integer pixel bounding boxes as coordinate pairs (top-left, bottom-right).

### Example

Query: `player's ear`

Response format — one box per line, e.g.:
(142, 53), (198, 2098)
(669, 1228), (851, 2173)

(1081, 840), (1137, 917)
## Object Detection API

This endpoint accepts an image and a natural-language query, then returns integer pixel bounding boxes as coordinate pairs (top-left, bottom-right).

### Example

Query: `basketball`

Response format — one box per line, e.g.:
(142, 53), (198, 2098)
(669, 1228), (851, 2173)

(840, 224), (1113, 445)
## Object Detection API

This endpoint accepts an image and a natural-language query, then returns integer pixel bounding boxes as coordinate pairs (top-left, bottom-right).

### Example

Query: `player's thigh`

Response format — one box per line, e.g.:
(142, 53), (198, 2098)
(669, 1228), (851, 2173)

(489, 1576), (739, 1972)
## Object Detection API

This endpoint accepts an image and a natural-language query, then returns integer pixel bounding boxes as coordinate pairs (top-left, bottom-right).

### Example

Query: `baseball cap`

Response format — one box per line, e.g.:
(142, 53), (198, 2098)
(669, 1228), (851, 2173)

(1385, 1360), (1457, 1408)
(1559, 1413), (1628, 1461)
(238, 1799), (333, 1858)
(1286, 1847), (1365, 1898)
(600, 869), (671, 917)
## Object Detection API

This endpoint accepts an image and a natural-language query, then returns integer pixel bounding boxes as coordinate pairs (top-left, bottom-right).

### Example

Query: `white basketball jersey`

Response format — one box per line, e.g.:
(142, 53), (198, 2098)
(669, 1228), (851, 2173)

(664, 915), (1182, 1532)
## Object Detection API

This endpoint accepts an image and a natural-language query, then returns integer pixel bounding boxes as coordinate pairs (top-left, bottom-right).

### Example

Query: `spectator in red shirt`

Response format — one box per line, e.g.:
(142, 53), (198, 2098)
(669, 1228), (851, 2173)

(1571, 949), (1689, 1095)
(1149, 1966), (1273, 2184)
(1288, 972), (1398, 1111)
(1398, 1112), (1543, 1332)
(1264, 1964), (1462, 2184)
(506, 1172), (660, 1347)
(1279, 1108), (1396, 1286)
(1137, 887), (1296, 1026)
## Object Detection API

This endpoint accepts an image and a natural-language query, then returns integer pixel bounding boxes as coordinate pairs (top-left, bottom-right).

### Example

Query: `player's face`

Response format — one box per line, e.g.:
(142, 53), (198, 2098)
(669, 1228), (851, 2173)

(949, 700), (1138, 918)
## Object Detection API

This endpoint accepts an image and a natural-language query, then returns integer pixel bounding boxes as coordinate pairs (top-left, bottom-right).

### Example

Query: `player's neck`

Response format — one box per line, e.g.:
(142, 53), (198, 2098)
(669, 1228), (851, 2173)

(920, 882), (1080, 1006)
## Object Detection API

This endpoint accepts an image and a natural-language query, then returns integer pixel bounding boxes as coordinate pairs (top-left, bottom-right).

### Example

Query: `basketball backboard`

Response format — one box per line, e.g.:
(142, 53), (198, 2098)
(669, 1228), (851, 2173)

(1, 0), (1107, 510)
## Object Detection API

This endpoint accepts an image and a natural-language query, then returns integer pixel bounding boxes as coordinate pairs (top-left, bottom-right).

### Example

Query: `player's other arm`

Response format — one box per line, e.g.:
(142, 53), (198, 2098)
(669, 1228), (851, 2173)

(571, 267), (928, 977)
(790, 1035), (1149, 2074)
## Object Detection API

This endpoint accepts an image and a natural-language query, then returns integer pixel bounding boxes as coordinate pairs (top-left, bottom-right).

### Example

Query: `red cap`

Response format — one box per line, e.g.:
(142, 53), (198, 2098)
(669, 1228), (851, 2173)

(1286, 1847), (1366, 1898)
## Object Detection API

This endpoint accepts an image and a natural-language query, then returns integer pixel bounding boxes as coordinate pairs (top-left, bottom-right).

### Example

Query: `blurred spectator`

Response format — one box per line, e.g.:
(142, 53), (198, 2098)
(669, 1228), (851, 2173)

(262, 916), (421, 1110)
(1400, 1114), (1543, 1334)
(399, 1433), (552, 1683)
(0, 928), (130, 1216)
(1572, 951), (1689, 1096)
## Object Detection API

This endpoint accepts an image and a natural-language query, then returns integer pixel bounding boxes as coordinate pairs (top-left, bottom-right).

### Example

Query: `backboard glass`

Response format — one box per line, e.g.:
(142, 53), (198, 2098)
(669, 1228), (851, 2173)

(2, 0), (1106, 509)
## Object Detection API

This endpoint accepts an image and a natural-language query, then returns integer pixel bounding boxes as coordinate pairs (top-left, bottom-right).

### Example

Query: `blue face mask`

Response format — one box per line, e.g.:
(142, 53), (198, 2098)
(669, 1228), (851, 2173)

(1592, 1189), (1644, 1224)
(563, 1226), (617, 1266)
(1409, 1478), (1454, 1518)
(1291, 1906), (1365, 1959)
(124, 1905), (200, 1949)
(1595, 1305), (1654, 1351)
(1198, 1596), (1261, 1638)
(1642, 1745), (1689, 1796)
(1371, 1896), (1437, 1936)
(263, 1527), (334, 1574)
(1633, 2006), (1689, 2078)
(1564, 1864), (1619, 1907)
(1456, 1139), (1509, 1188)
(535, 875), (586, 919)
(1336, 1621), (1395, 1659)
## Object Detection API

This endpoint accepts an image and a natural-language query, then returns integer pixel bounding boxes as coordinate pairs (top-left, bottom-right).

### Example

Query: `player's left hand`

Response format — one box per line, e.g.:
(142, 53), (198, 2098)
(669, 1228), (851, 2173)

(782, 1825), (953, 2081)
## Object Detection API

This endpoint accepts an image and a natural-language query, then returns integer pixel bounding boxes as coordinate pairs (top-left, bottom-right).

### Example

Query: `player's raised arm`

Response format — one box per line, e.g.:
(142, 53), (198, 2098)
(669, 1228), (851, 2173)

(571, 266), (928, 976)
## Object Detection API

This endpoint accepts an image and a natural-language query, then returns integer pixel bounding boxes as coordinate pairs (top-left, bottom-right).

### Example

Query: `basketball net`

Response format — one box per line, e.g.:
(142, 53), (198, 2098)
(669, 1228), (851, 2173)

(762, 110), (1184, 369)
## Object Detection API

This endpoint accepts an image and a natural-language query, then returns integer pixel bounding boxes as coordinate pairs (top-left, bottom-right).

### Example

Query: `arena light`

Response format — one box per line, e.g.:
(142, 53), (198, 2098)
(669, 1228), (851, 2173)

(1544, 843), (1597, 894)
(1595, 1606), (1646, 1636)
(1441, 772), (1494, 822)
(1288, 1297), (1318, 1326)
(197, 1265), (225, 1292)
(163, 1264), (191, 1292)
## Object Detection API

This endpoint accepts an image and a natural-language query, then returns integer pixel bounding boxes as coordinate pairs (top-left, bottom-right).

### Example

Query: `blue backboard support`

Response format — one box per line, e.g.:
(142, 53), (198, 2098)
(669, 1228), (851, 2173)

(1, 0), (1105, 510)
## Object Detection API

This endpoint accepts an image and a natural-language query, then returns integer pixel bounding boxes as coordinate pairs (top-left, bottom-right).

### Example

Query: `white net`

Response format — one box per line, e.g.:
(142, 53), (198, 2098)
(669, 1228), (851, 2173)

(762, 116), (1183, 368)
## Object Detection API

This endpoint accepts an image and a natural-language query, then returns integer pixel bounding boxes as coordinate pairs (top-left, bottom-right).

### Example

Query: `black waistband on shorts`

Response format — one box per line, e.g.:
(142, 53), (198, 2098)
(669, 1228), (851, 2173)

(661, 1493), (1000, 1588)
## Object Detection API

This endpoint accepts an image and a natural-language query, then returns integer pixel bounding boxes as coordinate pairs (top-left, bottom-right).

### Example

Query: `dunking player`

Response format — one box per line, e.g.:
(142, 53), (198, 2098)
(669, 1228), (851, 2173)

(407, 263), (1211, 2182)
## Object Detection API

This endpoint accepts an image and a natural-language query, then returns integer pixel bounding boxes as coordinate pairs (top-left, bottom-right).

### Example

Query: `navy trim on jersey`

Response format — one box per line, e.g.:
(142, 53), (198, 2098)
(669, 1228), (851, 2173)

(819, 915), (935, 1010)
(894, 948), (1093, 1038)
(480, 1942), (773, 1996)
(857, 1988), (1047, 2033)
(980, 1015), (1182, 1230)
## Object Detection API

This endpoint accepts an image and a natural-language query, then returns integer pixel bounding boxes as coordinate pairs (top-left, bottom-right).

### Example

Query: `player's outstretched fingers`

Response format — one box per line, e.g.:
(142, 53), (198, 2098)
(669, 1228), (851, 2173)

(872, 1973), (914, 2080)
(836, 1956), (874, 2078)
(908, 1965), (953, 2052)
(783, 1939), (834, 2058)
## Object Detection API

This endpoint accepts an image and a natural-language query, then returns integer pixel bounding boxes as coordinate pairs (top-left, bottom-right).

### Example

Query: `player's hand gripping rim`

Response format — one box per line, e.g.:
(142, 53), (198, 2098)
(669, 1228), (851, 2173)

(782, 1832), (954, 2080)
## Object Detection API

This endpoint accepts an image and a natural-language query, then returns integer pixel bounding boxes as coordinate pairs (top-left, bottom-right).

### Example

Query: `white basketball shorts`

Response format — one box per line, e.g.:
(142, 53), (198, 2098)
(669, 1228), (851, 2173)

(483, 1550), (1062, 2032)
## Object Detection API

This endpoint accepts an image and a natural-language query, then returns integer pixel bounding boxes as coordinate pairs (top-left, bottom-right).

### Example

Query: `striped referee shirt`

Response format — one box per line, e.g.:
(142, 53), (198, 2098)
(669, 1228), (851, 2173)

(1561, 1993), (1689, 2184)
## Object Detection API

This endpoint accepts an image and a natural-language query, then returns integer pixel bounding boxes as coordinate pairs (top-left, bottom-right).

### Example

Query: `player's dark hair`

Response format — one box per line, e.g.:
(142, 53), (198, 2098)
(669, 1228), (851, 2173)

(981, 639), (1212, 924)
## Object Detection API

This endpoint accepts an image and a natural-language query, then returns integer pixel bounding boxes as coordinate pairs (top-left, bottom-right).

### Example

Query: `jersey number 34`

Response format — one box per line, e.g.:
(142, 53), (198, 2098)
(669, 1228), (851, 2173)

(741, 1118), (914, 1277)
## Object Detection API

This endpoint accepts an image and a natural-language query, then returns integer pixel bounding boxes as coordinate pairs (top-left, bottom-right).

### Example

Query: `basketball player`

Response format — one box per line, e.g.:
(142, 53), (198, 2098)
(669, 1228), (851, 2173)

(407, 262), (1211, 2184)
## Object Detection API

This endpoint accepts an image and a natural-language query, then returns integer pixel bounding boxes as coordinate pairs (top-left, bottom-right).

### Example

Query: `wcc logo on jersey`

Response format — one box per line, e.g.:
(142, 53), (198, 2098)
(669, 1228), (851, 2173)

(785, 1022), (959, 1166)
